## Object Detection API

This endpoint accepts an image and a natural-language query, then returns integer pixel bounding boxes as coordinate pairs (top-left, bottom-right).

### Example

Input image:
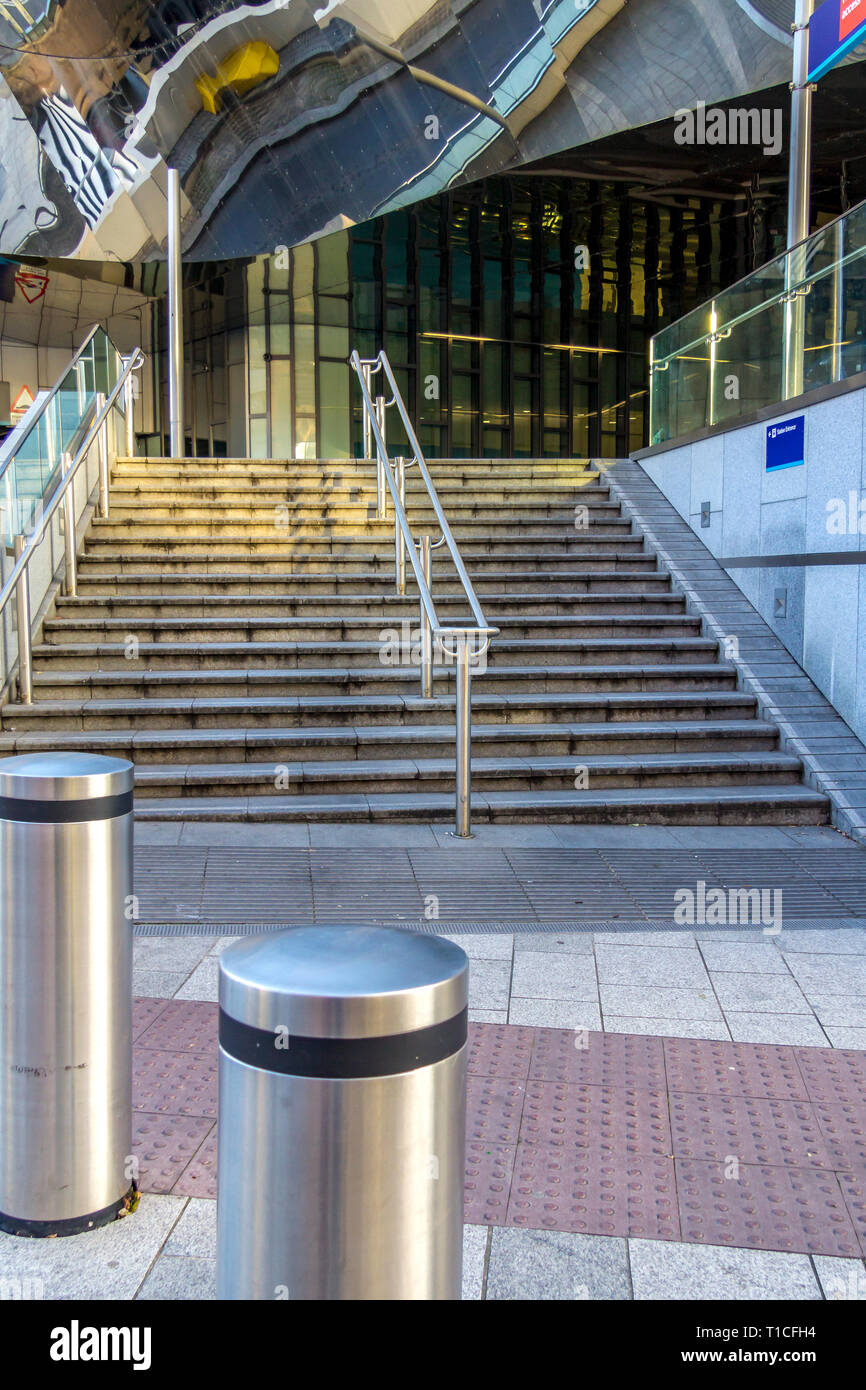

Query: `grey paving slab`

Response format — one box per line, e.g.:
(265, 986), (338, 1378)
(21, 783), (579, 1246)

(604, 1016), (731, 1041)
(808, 994), (866, 1027)
(462, 1225), (488, 1301)
(785, 954), (866, 997)
(173, 957), (220, 1002)
(132, 969), (189, 999)
(628, 1239), (821, 1300)
(486, 1228), (631, 1301)
(699, 942), (788, 974)
(311, 823), (439, 846)
(467, 959), (511, 1012)
(777, 929), (866, 954)
(440, 932), (514, 960)
(435, 825), (563, 847)
(136, 1255), (218, 1300)
(595, 944), (710, 988)
(599, 984), (724, 1022)
(161, 1196), (216, 1258)
(594, 931), (698, 947)
(812, 1255), (866, 1300)
(551, 826), (682, 848)
(133, 937), (215, 975)
(824, 1026), (866, 1048)
(0, 1194), (185, 1300)
(135, 824), (184, 846)
(709, 972), (812, 1014)
(723, 1012), (830, 1046)
(508, 998), (603, 1030)
(469, 1008), (509, 1024)
(180, 823), (311, 847)
(670, 827), (801, 848)
(511, 950), (598, 1002)
(511, 932), (595, 954)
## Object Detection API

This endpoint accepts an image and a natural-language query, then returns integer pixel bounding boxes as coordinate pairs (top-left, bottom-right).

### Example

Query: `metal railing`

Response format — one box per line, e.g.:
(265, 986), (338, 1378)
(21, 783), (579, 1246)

(350, 349), (498, 838)
(0, 337), (143, 705)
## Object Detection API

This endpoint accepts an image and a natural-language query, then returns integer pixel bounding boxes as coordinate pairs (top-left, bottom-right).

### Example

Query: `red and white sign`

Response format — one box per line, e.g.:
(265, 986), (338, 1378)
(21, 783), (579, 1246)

(14, 271), (49, 304)
(840, 0), (866, 37)
(11, 385), (35, 421)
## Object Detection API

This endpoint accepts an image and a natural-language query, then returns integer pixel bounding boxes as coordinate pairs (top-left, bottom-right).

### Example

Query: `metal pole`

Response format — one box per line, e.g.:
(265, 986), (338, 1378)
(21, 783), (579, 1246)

(395, 456), (406, 595)
(375, 395), (387, 519)
(832, 216), (845, 382)
(62, 451), (77, 597)
(455, 634), (472, 838)
(167, 167), (185, 458)
(362, 364), (373, 460)
(96, 391), (109, 518)
(124, 369), (135, 457)
(785, 0), (814, 401)
(12, 535), (32, 704)
(217, 926), (468, 1299)
(707, 303), (718, 428)
(419, 534), (433, 698)
(0, 752), (135, 1237)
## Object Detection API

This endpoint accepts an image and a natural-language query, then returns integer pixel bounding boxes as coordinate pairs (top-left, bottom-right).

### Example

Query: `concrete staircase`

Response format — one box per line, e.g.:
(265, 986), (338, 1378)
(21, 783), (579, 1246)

(0, 455), (830, 824)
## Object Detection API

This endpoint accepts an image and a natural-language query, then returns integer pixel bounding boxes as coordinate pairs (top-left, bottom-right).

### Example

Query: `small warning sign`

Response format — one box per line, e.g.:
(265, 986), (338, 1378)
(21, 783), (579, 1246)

(11, 385), (35, 421)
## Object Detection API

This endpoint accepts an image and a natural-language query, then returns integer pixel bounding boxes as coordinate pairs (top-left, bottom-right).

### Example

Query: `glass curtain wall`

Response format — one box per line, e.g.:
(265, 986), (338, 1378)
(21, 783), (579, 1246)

(146, 175), (745, 459)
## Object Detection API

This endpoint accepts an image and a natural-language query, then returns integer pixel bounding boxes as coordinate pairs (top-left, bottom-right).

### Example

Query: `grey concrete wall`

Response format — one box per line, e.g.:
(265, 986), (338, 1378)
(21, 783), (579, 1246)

(637, 387), (866, 744)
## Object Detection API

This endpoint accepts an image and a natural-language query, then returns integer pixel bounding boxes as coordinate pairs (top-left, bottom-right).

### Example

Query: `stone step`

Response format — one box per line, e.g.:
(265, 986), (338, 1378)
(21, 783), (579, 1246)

(75, 556), (666, 585)
(113, 457), (602, 482)
(28, 662), (735, 700)
(44, 611), (704, 641)
(0, 689), (760, 732)
(0, 719), (783, 764)
(130, 751), (804, 798)
(107, 484), (611, 507)
(84, 522), (635, 549)
(33, 636), (720, 671)
(131, 784), (829, 825)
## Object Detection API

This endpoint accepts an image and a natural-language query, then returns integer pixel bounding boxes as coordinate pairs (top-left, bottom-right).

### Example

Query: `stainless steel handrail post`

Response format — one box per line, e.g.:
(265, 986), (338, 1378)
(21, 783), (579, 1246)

(375, 395), (387, 519)
(455, 633), (472, 839)
(96, 391), (109, 518)
(61, 452), (77, 596)
(419, 534), (433, 698)
(12, 534), (32, 704)
(362, 363), (373, 459)
(394, 456), (406, 595)
(124, 365), (136, 457)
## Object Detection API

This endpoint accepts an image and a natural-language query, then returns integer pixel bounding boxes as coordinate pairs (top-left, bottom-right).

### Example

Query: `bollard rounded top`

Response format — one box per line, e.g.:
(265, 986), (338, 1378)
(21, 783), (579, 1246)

(219, 926), (469, 1039)
(0, 752), (134, 802)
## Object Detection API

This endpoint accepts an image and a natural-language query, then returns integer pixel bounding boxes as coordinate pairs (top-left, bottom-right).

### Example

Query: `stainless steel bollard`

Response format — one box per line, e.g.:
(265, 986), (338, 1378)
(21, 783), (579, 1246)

(217, 925), (468, 1300)
(0, 752), (135, 1237)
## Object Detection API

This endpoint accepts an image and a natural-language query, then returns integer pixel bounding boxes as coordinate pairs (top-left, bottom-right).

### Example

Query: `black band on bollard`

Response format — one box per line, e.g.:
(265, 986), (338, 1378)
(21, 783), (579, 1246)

(0, 790), (134, 824)
(0, 1193), (129, 1239)
(219, 1006), (468, 1078)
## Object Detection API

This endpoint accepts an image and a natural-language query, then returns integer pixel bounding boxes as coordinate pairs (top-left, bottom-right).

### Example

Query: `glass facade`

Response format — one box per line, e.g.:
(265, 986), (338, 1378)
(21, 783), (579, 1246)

(145, 174), (753, 460)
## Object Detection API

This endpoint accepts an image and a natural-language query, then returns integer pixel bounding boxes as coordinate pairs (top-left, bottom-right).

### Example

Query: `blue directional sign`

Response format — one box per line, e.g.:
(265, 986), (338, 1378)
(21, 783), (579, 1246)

(766, 416), (805, 472)
(809, 0), (866, 81)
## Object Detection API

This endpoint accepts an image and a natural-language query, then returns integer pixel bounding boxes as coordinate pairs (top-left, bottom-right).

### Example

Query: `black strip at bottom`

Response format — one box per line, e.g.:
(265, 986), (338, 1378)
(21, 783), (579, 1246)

(0, 1185), (136, 1239)
(219, 1007), (468, 1078)
(0, 790), (134, 824)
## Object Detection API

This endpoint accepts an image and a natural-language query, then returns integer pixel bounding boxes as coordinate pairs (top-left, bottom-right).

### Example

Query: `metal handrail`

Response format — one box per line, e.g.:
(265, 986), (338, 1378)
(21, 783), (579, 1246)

(1, 347), (144, 705)
(0, 323), (108, 486)
(349, 348), (498, 837)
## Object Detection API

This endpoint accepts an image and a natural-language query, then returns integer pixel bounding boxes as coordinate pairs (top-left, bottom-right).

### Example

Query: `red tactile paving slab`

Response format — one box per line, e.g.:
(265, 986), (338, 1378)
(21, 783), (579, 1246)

(794, 1048), (866, 1105)
(132, 995), (171, 1043)
(508, 1147), (680, 1241)
(813, 1103), (866, 1173)
(136, 999), (219, 1053)
(670, 1092), (832, 1170)
(173, 1127), (219, 1199)
(676, 1159), (861, 1256)
(664, 1037), (808, 1102)
(529, 1028), (665, 1089)
(464, 1141), (516, 1226)
(133, 1049), (218, 1119)
(467, 1022), (534, 1080)
(837, 1171), (866, 1256)
(133, 1113), (215, 1194)
(467, 1074), (525, 1146)
(521, 1081), (672, 1158)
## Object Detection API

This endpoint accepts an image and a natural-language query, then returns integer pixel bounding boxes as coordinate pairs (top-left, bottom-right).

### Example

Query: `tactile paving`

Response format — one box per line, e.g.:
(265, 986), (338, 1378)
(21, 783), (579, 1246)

(836, 1171), (866, 1255)
(467, 1022), (534, 1080)
(521, 1081), (672, 1158)
(507, 1148), (679, 1240)
(794, 1047), (866, 1105)
(135, 998), (219, 1053)
(675, 1159), (861, 1256)
(133, 1049), (218, 1118)
(133, 1113), (215, 1194)
(132, 995), (171, 1042)
(664, 1037), (808, 1102)
(529, 1028), (665, 1088)
(467, 1074), (525, 1146)
(812, 1103), (866, 1173)
(464, 1141), (516, 1226)
(670, 1092), (831, 1170)
(173, 1127), (219, 1199)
